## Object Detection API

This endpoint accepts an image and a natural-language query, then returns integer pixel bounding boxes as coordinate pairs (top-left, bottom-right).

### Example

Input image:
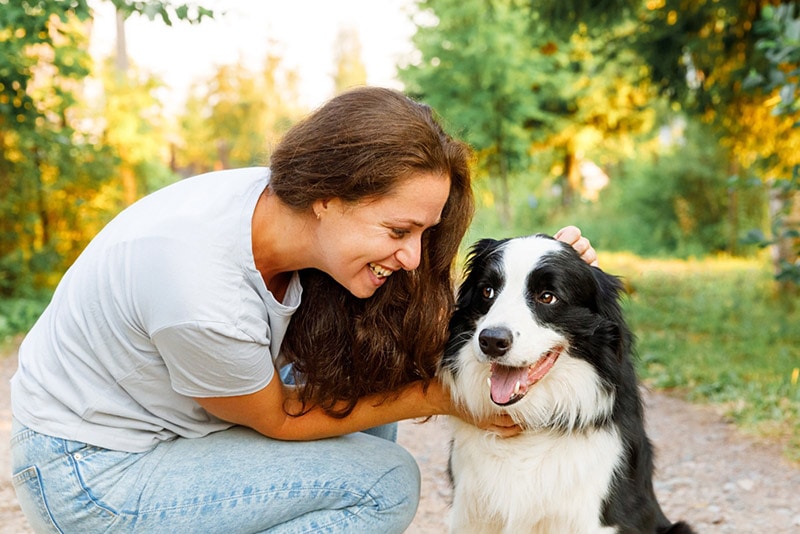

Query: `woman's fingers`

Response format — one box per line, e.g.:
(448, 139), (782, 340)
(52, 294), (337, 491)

(555, 225), (599, 266)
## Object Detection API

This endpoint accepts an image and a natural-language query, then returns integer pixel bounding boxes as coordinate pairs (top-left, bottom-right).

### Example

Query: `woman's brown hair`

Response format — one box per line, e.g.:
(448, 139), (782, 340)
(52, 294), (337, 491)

(270, 87), (474, 417)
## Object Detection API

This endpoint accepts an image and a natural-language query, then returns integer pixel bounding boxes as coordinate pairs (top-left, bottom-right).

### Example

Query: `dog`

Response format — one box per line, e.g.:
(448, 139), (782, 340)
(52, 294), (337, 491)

(440, 234), (694, 534)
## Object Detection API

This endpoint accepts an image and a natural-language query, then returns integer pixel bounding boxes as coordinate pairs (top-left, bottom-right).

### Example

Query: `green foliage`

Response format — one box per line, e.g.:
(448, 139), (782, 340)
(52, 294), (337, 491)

(109, 0), (214, 25)
(0, 0), (213, 299)
(174, 57), (302, 175)
(402, 0), (658, 225)
(634, 0), (760, 112)
(526, 119), (764, 258)
(401, 0), (555, 225)
(742, 3), (800, 287)
(0, 296), (50, 344)
(603, 254), (800, 460)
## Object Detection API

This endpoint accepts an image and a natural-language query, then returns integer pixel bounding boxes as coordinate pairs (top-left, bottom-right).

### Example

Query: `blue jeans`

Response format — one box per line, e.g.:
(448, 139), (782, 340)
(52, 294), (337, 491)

(10, 419), (419, 533)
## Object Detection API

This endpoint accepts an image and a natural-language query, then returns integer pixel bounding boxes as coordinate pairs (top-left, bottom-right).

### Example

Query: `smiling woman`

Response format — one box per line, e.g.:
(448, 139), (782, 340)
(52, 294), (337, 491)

(10, 87), (475, 534)
(271, 87), (473, 419)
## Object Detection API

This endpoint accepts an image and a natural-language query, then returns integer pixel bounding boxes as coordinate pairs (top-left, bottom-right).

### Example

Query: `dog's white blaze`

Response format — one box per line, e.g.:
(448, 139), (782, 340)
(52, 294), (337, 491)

(471, 237), (565, 369)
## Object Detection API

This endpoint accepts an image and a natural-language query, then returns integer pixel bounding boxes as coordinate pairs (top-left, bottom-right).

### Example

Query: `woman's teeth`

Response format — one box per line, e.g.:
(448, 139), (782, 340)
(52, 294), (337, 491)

(369, 263), (393, 278)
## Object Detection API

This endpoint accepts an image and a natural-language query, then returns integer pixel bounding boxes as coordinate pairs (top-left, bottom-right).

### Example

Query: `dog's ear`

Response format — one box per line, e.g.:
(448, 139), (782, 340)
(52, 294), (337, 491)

(591, 268), (625, 314)
(591, 267), (633, 359)
(456, 239), (497, 306)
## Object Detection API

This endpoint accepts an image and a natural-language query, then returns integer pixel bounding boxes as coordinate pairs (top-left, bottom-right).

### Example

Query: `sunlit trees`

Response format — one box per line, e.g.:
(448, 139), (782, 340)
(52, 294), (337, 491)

(743, 3), (800, 287)
(0, 1), (213, 296)
(401, 0), (655, 227)
(173, 54), (302, 175)
(401, 0), (561, 226)
(333, 27), (368, 94)
(634, 0), (799, 278)
(0, 2), (114, 293)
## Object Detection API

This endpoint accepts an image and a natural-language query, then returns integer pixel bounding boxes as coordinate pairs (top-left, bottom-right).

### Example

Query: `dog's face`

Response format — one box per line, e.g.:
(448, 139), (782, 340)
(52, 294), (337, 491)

(441, 234), (630, 430)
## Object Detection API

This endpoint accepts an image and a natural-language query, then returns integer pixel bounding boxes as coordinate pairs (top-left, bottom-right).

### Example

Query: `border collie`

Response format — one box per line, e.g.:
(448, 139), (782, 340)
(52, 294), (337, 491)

(440, 235), (694, 534)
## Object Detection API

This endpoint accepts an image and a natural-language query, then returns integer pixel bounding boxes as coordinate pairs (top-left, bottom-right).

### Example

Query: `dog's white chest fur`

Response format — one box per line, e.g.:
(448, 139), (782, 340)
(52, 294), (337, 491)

(449, 421), (623, 534)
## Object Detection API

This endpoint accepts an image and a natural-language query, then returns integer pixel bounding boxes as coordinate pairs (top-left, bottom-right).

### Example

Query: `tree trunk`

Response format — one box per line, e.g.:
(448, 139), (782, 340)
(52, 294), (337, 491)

(115, 9), (128, 73)
(497, 153), (511, 229)
(727, 159), (740, 255)
(562, 149), (581, 206)
(769, 184), (800, 295)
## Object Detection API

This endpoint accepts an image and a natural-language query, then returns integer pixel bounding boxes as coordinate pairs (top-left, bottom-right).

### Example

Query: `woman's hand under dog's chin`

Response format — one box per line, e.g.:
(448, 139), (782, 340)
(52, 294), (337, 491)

(431, 378), (524, 438)
(470, 412), (523, 438)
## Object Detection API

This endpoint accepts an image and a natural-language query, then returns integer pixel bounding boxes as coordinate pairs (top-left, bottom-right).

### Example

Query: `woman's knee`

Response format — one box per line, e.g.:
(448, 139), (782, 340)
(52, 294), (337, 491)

(359, 441), (421, 531)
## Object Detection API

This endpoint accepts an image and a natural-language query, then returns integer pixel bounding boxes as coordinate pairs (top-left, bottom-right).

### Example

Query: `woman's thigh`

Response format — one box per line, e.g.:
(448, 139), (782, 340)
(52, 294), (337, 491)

(11, 421), (420, 533)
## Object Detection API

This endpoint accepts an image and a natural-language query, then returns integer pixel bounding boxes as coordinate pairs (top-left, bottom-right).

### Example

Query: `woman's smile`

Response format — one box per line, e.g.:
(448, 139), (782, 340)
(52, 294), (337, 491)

(368, 262), (394, 279)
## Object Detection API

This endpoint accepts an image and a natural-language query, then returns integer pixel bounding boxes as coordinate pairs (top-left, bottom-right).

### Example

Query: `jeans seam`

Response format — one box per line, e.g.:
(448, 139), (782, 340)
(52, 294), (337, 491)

(297, 464), (406, 533)
(12, 465), (65, 534)
(10, 427), (36, 446)
(68, 451), (120, 518)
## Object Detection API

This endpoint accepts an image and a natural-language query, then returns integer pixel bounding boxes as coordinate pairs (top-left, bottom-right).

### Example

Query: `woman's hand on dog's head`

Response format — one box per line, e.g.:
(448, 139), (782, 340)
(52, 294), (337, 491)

(555, 225), (599, 267)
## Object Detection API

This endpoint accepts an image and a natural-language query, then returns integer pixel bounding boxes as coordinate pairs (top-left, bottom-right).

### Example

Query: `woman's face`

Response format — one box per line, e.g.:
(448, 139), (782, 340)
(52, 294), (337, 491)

(313, 171), (451, 299)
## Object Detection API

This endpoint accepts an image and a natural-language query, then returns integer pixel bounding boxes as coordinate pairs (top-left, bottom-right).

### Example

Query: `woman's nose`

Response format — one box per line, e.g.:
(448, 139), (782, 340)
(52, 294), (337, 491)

(395, 237), (422, 271)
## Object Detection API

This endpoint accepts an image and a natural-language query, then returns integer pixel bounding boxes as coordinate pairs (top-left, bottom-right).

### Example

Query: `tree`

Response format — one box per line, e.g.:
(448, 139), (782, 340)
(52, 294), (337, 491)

(0, 1), (213, 296)
(173, 54), (302, 174)
(401, 0), (565, 226)
(743, 3), (800, 288)
(332, 27), (367, 94)
(401, 0), (657, 226)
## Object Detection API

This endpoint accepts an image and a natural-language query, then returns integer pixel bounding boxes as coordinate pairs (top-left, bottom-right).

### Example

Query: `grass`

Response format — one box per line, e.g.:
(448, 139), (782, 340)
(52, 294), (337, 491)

(601, 253), (800, 463)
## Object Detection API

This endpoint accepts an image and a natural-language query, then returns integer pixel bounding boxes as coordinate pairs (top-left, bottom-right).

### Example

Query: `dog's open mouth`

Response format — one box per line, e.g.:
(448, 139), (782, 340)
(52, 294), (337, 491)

(488, 348), (562, 406)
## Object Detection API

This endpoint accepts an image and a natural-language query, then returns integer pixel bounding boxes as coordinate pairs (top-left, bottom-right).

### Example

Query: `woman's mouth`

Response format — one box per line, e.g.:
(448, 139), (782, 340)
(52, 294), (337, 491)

(369, 263), (393, 279)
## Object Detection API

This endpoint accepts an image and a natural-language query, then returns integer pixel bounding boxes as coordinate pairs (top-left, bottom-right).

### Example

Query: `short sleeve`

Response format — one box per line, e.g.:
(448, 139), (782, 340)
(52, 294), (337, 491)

(151, 321), (274, 397)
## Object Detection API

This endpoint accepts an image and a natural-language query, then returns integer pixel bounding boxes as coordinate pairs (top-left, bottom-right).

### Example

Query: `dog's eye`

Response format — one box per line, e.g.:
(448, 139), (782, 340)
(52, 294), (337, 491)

(481, 286), (495, 299)
(537, 291), (558, 304)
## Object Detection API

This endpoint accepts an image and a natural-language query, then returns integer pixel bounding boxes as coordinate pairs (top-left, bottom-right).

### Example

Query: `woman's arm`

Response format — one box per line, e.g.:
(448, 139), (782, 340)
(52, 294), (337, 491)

(194, 373), (446, 441)
(195, 373), (521, 441)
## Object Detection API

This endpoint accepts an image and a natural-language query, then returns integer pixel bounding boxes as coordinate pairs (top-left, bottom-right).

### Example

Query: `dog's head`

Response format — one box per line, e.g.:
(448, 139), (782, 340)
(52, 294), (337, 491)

(441, 234), (632, 430)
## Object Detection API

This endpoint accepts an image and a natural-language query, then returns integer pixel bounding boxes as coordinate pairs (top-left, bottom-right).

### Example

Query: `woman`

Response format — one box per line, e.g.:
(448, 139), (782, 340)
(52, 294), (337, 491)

(10, 87), (596, 533)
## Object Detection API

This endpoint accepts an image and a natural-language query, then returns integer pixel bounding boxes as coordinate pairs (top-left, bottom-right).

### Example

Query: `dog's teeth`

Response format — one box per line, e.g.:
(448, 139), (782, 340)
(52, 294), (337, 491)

(513, 381), (521, 395)
(487, 377), (492, 389)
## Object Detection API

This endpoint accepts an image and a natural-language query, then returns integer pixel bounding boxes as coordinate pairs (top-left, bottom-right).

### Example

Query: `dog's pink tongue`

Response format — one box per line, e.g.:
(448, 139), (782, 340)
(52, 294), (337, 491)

(490, 364), (528, 405)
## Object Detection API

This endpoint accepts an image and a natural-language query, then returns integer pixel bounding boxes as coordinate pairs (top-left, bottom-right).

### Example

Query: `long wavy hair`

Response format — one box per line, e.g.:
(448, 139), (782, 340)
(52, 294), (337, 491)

(269, 87), (474, 417)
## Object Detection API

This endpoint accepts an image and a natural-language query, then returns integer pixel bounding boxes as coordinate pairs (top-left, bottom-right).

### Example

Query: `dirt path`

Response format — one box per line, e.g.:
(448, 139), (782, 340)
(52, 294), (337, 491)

(1, 346), (798, 533)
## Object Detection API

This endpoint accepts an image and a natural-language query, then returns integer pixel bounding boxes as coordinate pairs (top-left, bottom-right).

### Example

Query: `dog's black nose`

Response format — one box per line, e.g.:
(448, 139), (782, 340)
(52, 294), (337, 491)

(478, 327), (513, 357)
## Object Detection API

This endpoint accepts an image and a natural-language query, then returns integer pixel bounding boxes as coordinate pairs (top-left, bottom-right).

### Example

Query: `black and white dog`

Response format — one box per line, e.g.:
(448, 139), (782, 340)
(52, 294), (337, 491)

(440, 235), (694, 534)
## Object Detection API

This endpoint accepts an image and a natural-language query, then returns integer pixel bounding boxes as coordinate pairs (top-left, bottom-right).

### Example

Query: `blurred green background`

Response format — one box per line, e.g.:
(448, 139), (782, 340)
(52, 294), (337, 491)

(1, 0), (798, 460)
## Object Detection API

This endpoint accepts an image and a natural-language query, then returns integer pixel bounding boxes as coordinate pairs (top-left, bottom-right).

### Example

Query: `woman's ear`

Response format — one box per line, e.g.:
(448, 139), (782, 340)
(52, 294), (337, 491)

(312, 199), (329, 219)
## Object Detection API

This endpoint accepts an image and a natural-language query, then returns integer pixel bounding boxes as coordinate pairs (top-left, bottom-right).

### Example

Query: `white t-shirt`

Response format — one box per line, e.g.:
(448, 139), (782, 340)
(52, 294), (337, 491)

(11, 167), (302, 452)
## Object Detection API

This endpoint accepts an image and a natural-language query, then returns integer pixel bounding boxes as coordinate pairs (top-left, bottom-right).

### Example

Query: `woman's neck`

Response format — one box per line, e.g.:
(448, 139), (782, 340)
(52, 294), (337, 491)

(251, 189), (315, 297)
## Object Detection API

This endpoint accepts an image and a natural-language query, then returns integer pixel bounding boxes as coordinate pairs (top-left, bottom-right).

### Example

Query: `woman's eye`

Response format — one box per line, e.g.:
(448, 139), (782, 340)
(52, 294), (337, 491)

(481, 286), (495, 299)
(391, 228), (409, 238)
(538, 292), (558, 304)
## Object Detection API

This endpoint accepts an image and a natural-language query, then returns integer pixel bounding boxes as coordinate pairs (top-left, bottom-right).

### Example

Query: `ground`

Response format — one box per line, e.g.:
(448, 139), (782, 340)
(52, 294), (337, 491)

(1, 345), (798, 533)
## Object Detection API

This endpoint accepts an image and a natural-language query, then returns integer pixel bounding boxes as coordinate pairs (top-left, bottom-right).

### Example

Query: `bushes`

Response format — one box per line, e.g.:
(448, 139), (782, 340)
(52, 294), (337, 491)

(0, 296), (49, 344)
(546, 125), (766, 258)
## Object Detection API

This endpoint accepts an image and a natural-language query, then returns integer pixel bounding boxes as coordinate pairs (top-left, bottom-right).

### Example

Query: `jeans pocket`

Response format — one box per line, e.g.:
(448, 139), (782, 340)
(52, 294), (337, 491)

(12, 465), (62, 534)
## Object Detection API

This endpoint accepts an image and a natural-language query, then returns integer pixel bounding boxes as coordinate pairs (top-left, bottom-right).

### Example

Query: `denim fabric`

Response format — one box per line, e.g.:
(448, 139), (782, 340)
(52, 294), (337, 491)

(10, 419), (418, 533)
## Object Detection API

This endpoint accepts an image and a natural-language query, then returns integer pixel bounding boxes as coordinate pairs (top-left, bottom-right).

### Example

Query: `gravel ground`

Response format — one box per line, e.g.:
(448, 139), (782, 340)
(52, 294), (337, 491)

(2, 345), (798, 533)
